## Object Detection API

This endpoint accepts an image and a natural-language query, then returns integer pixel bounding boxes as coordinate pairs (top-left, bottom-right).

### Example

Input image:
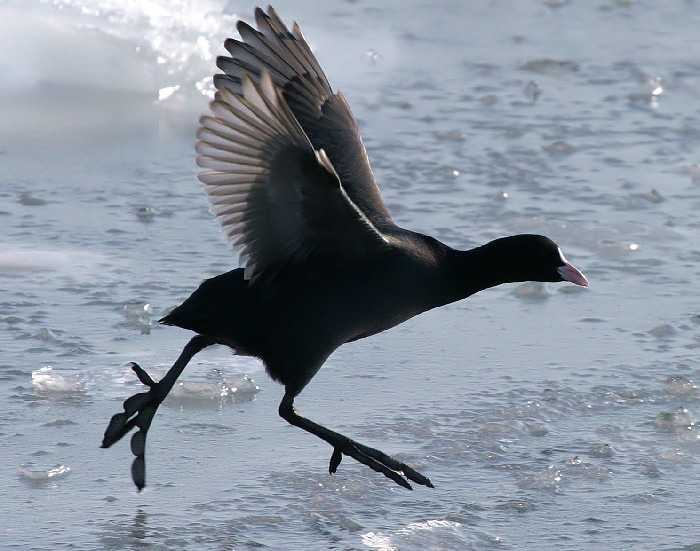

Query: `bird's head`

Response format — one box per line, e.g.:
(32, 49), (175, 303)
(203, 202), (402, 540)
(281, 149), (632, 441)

(488, 234), (588, 287)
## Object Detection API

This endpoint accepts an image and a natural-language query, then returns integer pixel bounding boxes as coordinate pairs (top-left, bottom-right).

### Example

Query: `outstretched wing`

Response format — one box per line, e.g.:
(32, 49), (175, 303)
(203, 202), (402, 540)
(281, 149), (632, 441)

(213, 6), (394, 230)
(197, 70), (389, 284)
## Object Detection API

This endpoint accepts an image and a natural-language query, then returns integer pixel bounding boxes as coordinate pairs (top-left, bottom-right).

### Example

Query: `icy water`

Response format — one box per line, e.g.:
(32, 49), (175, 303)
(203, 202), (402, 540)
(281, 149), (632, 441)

(2, 0), (700, 549)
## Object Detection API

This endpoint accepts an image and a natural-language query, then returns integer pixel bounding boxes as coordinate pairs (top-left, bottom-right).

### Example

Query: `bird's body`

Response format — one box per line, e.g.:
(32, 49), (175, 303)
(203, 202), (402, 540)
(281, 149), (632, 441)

(102, 5), (588, 491)
(161, 232), (569, 395)
(160, 234), (445, 392)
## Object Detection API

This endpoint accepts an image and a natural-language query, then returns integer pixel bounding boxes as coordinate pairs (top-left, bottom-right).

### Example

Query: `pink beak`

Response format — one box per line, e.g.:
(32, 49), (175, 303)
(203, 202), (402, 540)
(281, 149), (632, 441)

(557, 261), (589, 287)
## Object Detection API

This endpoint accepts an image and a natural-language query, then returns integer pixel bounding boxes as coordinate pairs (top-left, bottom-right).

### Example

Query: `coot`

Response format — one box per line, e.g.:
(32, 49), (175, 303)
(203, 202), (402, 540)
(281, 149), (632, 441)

(102, 6), (588, 491)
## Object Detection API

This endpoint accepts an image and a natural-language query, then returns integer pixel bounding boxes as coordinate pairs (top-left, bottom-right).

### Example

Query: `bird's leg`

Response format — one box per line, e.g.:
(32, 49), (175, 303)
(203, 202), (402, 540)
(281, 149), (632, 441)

(278, 392), (433, 490)
(101, 335), (215, 490)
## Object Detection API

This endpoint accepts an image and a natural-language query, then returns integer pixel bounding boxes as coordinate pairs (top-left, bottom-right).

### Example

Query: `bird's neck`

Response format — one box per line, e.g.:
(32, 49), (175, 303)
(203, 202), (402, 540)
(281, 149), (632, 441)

(440, 242), (517, 304)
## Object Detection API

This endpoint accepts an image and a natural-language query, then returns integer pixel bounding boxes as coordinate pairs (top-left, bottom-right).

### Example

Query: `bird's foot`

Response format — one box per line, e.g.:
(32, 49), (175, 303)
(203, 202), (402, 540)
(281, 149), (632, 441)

(328, 439), (433, 490)
(101, 362), (164, 491)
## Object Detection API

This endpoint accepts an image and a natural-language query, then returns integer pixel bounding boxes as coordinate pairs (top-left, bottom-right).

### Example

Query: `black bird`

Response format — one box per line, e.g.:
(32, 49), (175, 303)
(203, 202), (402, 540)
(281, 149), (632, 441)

(102, 6), (588, 491)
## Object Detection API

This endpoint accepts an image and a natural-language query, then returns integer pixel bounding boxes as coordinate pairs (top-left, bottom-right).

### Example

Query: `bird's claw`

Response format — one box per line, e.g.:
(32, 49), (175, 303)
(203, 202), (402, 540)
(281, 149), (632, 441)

(130, 361), (156, 387)
(329, 439), (433, 491)
(101, 362), (162, 491)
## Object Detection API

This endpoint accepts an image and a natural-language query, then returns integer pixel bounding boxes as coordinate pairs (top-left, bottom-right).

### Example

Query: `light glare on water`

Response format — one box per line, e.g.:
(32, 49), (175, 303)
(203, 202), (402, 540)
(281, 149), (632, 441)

(1, 0), (700, 549)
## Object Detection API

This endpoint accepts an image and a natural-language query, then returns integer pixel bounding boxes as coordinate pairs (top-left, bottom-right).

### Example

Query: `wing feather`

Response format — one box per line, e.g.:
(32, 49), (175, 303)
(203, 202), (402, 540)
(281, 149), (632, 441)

(213, 6), (394, 229)
(197, 70), (389, 285)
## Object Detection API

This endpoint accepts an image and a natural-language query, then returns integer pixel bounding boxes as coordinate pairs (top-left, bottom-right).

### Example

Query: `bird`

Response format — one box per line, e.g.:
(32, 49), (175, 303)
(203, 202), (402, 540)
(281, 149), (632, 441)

(101, 5), (588, 491)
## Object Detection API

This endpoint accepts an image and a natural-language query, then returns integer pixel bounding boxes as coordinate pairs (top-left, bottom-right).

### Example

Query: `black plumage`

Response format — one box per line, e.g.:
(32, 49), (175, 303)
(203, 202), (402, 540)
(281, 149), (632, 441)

(102, 6), (588, 491)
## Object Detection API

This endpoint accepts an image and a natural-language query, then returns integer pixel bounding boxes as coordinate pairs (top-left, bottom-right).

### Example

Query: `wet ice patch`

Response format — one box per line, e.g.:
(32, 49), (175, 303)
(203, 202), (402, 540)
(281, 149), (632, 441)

(527, 422), (549, 437)
(648, 324), (676, 338)
(18, 192), (49, 206)
(135, 206), (157, 222)
(517, 456), (611, 494)
(169, 374), (260, 402)
(588, 443), (614, 458)
(0, 0), (236, 98)
(119, 302), (154, 334)
(628, 75), (664, 107)
(543, 141), (574, 157)
(664, 376), (696, 396)
(515, 465), (564, 493)
(524, 80), (541, 102)
(125, 366), (260, 405)
(18, 464), (71, 485)
(361, 519), (484, 550)
(519, 59), (580, 75)
(689, 163), (700, 185)
(0, 247), (105, 272)
(654, 407), (694, 431)
(512, 282), (549, 301)
(433, 129), (465, 142)
(499, 499), (532, 513)
(631, 189), (665, 205)
(32, 366), (87, 394)
(658, 449), (696, 464)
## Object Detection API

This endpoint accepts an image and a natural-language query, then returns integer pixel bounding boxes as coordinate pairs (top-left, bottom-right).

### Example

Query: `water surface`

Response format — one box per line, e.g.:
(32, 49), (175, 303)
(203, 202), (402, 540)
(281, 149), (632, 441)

(1, 1), (700, 549)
